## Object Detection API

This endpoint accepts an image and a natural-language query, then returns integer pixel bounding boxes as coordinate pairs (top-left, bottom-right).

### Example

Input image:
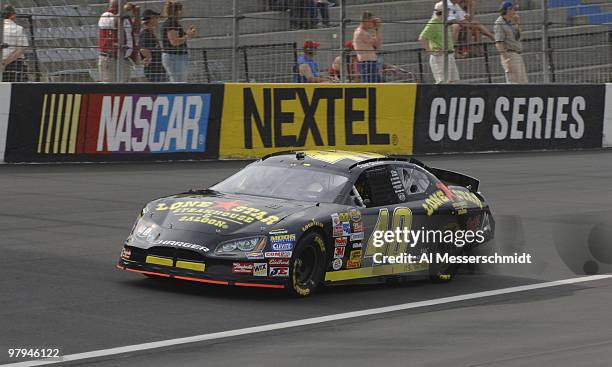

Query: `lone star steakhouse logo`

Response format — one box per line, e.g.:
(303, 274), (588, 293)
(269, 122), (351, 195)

(211, 201), (242, 211)
(154, 200), (281, 227)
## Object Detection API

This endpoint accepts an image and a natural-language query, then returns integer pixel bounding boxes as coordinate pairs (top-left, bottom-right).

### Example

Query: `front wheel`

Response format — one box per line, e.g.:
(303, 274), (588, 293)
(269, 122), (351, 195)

(288, 232), (327, 297)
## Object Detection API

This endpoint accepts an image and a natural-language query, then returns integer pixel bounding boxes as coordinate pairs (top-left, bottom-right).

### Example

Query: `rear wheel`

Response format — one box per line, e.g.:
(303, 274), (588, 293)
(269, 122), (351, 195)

(289, 232), (326, 297)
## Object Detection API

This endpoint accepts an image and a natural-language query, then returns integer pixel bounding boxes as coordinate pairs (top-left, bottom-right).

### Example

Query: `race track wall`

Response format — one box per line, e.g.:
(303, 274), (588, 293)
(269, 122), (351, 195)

(0, 83), (610, 163)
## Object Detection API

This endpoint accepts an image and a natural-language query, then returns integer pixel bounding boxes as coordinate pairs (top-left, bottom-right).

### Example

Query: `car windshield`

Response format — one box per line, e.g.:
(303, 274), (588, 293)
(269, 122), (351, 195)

(211, 164), (350, 203)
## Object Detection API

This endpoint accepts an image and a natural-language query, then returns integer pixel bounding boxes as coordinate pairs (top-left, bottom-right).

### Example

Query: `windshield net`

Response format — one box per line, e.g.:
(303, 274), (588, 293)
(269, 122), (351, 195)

(211, 164), (349, 202)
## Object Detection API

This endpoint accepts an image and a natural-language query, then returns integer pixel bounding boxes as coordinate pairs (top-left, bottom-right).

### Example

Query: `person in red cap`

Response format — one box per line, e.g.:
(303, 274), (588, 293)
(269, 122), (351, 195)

(294, 40), (329, 83)
(329, 41), (360, 82)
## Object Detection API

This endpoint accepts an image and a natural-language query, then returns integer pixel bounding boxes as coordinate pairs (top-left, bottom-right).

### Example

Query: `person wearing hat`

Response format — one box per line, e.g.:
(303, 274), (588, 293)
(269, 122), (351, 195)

(295, 40), (328, 83)
(328, 41), (360, 82)
(494, 1), (528, 83)
(139, 9), (168, 82)
(419, 2), (460, 83)
(2, 5), (29, 82)
(98, 0), (139, 82)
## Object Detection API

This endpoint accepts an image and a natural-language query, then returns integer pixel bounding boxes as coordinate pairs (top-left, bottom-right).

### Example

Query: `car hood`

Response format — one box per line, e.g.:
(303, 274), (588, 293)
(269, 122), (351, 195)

(146, 191), (315, 236)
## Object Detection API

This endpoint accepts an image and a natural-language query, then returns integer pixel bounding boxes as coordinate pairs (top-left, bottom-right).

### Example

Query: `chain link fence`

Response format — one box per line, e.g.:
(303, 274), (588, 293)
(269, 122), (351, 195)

(1, 0), (611, 83)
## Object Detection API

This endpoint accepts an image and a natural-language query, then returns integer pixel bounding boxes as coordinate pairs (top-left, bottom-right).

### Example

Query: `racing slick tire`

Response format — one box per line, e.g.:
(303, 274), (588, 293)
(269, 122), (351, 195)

(288, 232), (327, 297)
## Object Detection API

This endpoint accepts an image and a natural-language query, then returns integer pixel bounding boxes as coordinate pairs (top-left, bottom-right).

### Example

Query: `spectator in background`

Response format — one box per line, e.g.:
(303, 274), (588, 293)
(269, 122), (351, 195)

(494, 1), (527, 83)
(290, 0), (310, 29)
(329, 41), (360, 82)
(312, 0), (332, 28)
(98, 0), (139, 82)
(161, 1), (196, 82)
(419, 2), (460, 83)
(2, 5), (28, 82)
(353, 11), (382, 83)
(295, 40), (329, 83)
(447, 0), (493, 58)
(123, 3), (141, 68)
(140, 9), (167, 82)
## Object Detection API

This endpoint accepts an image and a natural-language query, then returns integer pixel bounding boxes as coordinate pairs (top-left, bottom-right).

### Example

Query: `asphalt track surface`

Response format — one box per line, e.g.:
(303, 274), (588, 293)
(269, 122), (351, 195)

(2, 150), (612, 366)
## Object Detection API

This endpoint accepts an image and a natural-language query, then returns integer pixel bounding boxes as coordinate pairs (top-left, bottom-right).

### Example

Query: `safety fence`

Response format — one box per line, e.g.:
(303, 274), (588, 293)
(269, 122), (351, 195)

(0, 82), (611, 163)
(3, 0), (612, 83)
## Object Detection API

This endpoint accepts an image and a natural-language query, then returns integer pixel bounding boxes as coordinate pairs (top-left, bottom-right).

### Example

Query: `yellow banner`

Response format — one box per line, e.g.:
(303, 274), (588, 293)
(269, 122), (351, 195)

(220, 84), (416, 158)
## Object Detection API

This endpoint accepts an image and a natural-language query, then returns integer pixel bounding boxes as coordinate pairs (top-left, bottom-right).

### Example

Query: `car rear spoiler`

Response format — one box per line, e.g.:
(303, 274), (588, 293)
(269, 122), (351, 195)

(428, 167), (480, 192)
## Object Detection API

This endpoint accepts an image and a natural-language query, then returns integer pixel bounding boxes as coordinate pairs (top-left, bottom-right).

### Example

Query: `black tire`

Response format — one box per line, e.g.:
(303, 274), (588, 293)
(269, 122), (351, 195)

(429, 243), (463, 282)
(288, 232), (327, 297)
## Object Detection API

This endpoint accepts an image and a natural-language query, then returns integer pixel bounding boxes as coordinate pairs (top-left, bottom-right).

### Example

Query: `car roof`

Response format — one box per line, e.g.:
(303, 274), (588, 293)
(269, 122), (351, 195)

(260, 150), (422, 172)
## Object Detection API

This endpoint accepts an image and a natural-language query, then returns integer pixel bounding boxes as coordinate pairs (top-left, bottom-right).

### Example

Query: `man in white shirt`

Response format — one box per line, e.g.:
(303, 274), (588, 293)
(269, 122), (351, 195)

(2, 5), (29, 82)
(352, 11), (382, 82)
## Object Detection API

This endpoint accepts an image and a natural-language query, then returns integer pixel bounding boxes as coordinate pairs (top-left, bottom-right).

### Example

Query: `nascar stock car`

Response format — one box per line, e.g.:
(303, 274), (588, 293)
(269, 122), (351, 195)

(117, 150), (494, 296)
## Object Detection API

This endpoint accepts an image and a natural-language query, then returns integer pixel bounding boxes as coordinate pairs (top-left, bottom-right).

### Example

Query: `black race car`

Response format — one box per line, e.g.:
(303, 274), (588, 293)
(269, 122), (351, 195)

(117, 150), (494, 296)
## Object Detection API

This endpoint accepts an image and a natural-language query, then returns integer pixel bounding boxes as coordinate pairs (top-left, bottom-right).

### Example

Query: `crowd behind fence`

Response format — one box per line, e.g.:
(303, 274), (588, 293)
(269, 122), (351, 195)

(0, 0), (611, 83)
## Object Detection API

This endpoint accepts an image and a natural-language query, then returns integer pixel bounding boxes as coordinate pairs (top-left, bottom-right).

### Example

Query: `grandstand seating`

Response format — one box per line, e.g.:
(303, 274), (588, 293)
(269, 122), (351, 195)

(10, 0), (612, 83)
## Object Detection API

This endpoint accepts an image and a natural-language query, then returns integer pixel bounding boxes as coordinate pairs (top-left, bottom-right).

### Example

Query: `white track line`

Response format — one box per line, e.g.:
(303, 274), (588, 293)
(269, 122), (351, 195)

(3, 274), (611, 367)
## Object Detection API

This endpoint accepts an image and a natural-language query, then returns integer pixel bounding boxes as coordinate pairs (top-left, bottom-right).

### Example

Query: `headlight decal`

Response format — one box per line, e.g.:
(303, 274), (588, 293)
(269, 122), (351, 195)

(215, 236), (267, 255)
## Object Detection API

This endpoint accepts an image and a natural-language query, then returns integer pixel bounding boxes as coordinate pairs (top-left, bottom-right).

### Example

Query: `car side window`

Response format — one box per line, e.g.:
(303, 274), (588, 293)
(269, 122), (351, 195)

(393, 166), (431, 200)
(354, 165), (400, 208)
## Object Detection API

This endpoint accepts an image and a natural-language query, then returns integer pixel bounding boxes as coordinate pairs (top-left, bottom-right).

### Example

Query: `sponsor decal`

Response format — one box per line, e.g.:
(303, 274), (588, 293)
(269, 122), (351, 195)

(334, 246), (346, 259)
(269, 229), (288, 235)
(390, 169), (406, 201)
(253, 263), (268, 276)
(339, 212), (350, 222)
(269, 266), (289, 277)
(346, 259), (361, 269)
(342, 222), (351, 236)
(350, 232), (364, 241)
(351, 242), (363, 249)
(351, 220), (363, 233)
(271, 242), (294, 251)
(120, 247), (131, 260)
(332, 258), (343, 270)
(154, 200), (280, 229)
(422, 189), (482, 216)
(265, 251), (293, 258)
(331, 213), (340, 225)
(232, 262), (253, 274)
(350, 250), (363, 261)
(334, 237), (348, 247)
(301, 220), (324, 232)
(246, 252), (265, 260)
(219, 85), (416, 158)
(268, 258), (290, 266)
(270, 233), (296, 251)
(152, 240), (209, 252)
(413, 85), (605, 153)
(348, 207), (362, 222)
(333, 225), (344, 238)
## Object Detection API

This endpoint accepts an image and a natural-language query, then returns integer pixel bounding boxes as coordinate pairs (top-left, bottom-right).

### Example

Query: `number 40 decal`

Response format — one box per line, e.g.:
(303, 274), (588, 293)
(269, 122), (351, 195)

(365, 207), (413, 258)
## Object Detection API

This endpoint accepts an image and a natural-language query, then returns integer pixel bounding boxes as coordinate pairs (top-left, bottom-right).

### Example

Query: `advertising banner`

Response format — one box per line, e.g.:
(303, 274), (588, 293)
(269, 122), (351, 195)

(4, 84), (224, 162)
(219, 84), (417, 158)
(413, 85), (605, 154)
